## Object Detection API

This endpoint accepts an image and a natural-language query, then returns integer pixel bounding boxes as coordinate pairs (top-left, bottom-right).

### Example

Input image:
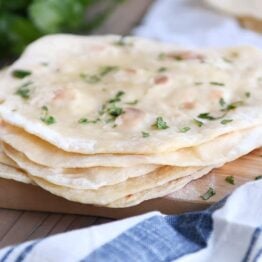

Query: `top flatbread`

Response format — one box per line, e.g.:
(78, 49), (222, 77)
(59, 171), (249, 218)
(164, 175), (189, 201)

(0, 35), (261, 154)
(206, 0), (262, 20)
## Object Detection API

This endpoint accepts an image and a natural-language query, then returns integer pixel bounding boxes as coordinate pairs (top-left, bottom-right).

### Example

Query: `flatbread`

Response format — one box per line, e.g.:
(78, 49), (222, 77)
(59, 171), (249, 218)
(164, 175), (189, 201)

(206, 0), (262, 20)
(0, 162), (32, 184)
(1, 122), (261, 168)
(108, 167), (214, 208)
(0, 35), (261, 154)
(3, 144), (159, 190)
(27, 164), (217, 206)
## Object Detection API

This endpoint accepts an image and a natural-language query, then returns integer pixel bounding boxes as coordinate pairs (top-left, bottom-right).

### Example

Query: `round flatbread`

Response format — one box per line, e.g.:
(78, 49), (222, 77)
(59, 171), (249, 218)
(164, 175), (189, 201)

(1, 122), (261, 168)
(3, 143), (158, 190)
(27, 164), (217, 206)
(0, 35), (261, 154)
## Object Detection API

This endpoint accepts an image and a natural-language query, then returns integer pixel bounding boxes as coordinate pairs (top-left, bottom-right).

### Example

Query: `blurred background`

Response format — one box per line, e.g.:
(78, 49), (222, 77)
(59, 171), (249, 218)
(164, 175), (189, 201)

(1, 0), (262, 60)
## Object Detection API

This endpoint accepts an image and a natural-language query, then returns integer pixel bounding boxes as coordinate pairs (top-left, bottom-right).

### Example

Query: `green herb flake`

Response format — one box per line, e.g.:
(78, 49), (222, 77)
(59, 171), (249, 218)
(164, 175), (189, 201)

(193, 119), (204, 127)
(153, 117), (169, 130)
(142, 131), (150, 138)
(108, 91), (125, 103)
(179, 126), (191, 133)
(158, 67), (167, 73)
(210, 82), (225, 86)
(223, 101), (244, 111)
(78, 118), (99, 124)
(219, 98), (226, 107)
(221, 119), (233, 125)
(198, 112), (216, 120)
(194, 82), (203, 86)
(80, 73), (101, 84)
(126, 99), (138, 105)
(255, 175), (262, 180)
(12, 70), (32, 79)
(107, 104), (124, 118)
(245, 92), (251, 98)
(99, 66), (119, 77)
(225, 176), (235, 185)
(158, 53), (166, 60)
(40, 106), (56, 125)
(15, 82), (32, 100)
(200, 187), (216, 200)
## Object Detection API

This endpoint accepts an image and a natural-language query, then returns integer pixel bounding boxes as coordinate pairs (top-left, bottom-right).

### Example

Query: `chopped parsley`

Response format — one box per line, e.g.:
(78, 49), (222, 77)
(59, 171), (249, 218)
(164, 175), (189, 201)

(80, 66), (119, 84)
(99, 66), (119, 77)
(15, 82), (32, 100)
(198, 112), (218, 120)
(225, 176), (235, 185)
(108, 91), (125, 103)
(153, 117), (169, 130)
(200, 187), (216, 200)
(221, 119), (233, 125)
(12, 69), (32, 79)
(219, 98), (226, 107)
(113, 36), (132, 47)
(107, 103), (124, 118)
(255, 175), (262, 180)
(193, 119), (204, 127)
(210, 82), (225, 86)
(142, 131), (150, 138)
(80, 74), (101, 84)
(126, 99), (138, 105)
(222, 101), (244, 111)
(99, 91), (125, 122)
(158, 67), (167, 73)
(40, 106), (56, 125)
(245, 92), (251, 98)
(179, 126), (191, 133)
(78, 118), (100, 124)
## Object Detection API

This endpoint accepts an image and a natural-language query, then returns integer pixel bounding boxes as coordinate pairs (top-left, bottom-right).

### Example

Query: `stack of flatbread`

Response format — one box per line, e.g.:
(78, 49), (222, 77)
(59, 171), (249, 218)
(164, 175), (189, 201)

(0, 35), (261, 208)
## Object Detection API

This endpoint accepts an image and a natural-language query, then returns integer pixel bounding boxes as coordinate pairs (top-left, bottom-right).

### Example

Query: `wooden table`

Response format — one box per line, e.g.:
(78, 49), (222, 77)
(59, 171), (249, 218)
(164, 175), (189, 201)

(0, 0), (153, 249)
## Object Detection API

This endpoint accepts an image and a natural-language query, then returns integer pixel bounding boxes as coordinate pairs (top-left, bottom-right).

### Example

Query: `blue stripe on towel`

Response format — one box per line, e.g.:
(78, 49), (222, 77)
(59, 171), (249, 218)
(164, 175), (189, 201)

(81, 199), (225, 262)
(242, 226), (262, 262)
(14, 240), (40, 262)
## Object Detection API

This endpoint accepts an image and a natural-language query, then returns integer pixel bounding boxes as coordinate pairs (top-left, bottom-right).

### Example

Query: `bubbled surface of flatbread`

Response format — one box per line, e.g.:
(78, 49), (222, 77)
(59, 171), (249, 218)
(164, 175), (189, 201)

(0, 35), (261, 154)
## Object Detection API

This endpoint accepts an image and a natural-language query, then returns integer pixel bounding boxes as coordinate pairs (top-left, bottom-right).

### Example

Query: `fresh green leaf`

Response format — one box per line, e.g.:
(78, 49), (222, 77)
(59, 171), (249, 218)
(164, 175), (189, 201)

(179, 126), (190, 133)
(225, 176), (235, 185)
(158, 67), (167, 73)
(200, 187), (216, 200)
(29, 0), (86, 34)
(142, 131), (149, 138)
(192, 119), (204, 127)
(40, 106), (56, 125)
(15, 81), (32, 99)
(210, 82), (225, 86)
(219, 98), (226, 107)
(99, 66), (119, 76)
(221, 119), (233, 125)
(12, 69), (31, 78)
(245, 92), (251, 98)
(153, 117), (169, 130)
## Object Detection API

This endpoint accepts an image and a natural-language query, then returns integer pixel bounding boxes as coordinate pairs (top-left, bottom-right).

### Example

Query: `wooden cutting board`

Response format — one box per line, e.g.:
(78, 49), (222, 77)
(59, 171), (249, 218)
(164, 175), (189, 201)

(0, 148), (260, 219)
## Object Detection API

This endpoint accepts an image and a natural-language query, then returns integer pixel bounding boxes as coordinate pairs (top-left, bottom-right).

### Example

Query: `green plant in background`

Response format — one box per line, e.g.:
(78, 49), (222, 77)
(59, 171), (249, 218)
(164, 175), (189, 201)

(0, 0), (124, 58)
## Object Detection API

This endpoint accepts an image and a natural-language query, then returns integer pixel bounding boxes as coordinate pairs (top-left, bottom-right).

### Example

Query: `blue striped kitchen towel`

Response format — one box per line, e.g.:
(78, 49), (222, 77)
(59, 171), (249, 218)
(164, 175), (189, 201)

(0, 180), (261, 262)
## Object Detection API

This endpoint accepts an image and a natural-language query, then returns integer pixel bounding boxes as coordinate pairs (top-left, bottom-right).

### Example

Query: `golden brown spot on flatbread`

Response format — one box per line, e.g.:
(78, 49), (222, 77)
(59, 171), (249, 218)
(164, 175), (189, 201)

(154, 75), (168, 85)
